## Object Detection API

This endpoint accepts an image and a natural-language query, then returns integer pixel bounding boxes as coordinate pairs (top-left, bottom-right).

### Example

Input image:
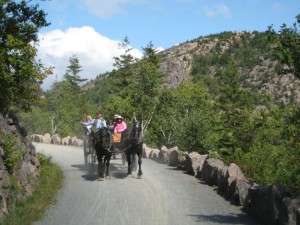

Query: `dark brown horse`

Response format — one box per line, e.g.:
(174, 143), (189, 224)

(117, 122), (143, 178)
(92, 128), (113, 180)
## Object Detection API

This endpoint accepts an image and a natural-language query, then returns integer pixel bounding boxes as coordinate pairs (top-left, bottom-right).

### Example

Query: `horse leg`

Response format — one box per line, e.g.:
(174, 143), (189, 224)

(105, 153), (111, 179)
(137, 152), (143, 178)
(97, 159), (102, 179)
(126, 152), (132, 176)
(98, 157), (105, 181)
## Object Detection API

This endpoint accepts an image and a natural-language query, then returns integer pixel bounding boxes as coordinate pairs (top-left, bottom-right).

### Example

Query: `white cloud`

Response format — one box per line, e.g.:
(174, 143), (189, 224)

(204, 4), (232, 19)
(37, 26), (143, 90)
(155, 47), (164, 53)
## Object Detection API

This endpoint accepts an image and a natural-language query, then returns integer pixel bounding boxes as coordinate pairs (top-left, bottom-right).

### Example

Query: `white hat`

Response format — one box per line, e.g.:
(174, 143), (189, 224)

(114, 114), (122, 119)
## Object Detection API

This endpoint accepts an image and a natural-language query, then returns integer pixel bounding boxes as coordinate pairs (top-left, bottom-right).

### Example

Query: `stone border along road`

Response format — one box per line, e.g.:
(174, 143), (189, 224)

(34, 143), (258, 225)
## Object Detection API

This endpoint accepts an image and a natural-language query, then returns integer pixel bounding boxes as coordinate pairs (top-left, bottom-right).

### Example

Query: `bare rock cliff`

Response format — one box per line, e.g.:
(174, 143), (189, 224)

(158, 42), (196, 87)
(0, 112), (40, 219)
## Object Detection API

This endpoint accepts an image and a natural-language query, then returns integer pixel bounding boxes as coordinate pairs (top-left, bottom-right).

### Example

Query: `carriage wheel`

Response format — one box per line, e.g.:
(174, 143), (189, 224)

(122, 153), (126, 166)
(89, 146), (97, 173)
(83, 140), (88, 166)
(84, 138), (96, 173)
(87, 153), (96, 173)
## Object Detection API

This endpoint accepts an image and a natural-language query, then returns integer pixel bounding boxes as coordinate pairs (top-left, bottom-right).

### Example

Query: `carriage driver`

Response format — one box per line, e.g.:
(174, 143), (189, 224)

(80, 112), (107, 132)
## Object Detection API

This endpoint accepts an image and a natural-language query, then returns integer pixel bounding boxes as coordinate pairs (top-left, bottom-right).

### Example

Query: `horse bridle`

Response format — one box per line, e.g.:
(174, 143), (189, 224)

(125, 123), (143, 148)
(93, 128), (112, 152)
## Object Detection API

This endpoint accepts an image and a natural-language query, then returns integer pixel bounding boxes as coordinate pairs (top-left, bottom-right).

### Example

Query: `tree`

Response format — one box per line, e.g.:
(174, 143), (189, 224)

(44, 56), (90, 136)
(112, 36), (137, 96)
(155, 82), (217, 151)
(18, 54), (97, 137)
(64, 54), (87, 87)
(215, 64), (254, 155)
(267, 14), (300, 192)
(63, 55), (87, 108)
(100, 40), (164, 143)
(103, 37), (139, 121)
(267, 14), (300, 79)
(0, 0), (52, 112)
(127, 42), (163, 138)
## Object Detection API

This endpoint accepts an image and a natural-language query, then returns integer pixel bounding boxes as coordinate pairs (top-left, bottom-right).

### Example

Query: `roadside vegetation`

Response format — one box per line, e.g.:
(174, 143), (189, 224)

(0, 154), (64, 225)
(1, 2), (300, 217)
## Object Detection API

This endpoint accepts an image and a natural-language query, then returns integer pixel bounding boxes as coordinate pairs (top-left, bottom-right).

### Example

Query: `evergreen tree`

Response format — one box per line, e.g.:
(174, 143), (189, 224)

(216, 64), (248, 155)
(64, 54), (87, 87)
(112, 36), (136, 97)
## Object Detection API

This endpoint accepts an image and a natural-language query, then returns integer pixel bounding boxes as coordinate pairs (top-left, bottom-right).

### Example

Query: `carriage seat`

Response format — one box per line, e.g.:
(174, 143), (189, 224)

(112, 129), (128, 151)
(112, 133), (121, 143)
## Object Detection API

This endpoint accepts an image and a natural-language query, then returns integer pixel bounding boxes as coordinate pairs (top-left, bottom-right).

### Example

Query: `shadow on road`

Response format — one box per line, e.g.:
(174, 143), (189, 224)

(71, 157), (136, 180)
(81, 173), (98, 181)
(189, 213), (257, 224)
(165, 166), (180, 171)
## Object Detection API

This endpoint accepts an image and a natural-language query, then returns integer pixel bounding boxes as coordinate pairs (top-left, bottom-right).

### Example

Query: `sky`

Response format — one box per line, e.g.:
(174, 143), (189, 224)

(32, 0), (300, 90)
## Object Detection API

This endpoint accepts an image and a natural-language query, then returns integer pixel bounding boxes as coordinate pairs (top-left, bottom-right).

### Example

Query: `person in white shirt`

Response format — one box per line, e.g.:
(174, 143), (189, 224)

(81, 112), (107, 132)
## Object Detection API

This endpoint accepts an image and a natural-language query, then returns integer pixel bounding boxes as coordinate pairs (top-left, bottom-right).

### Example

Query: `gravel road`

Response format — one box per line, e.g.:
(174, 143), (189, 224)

(33, 143), (258, 225)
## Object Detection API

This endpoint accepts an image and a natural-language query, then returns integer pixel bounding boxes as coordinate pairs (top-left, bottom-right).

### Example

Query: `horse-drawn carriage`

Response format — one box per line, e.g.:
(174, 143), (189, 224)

(83, 133), (96, 170)
(82, 122), (143, 180)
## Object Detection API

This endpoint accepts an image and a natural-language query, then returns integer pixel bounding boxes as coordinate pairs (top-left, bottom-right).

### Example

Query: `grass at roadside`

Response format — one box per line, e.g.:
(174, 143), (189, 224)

(0, 153), (64, 225)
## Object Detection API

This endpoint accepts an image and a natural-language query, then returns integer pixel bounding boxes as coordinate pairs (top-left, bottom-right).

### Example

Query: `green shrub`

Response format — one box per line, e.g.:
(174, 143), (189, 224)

(0, 153), (64, 225)
(173, 110), (220, 154)
(3, 135), (24, 174)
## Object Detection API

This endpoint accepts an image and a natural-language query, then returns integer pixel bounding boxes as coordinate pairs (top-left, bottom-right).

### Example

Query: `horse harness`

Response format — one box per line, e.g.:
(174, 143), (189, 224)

(121, 124), (143, 152)
(92, 128), (113, 152)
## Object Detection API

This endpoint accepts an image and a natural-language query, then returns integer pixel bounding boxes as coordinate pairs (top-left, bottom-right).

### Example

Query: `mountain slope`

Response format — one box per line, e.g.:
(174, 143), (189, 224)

(157, 31), (300, 105)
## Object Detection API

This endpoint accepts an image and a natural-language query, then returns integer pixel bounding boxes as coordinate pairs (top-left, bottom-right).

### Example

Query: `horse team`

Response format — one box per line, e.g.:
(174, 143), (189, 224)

(90, 122), (143, 181)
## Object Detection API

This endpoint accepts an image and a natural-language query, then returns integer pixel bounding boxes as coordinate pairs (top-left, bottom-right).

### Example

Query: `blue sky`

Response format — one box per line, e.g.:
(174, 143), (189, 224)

(32, 0), (299, 89)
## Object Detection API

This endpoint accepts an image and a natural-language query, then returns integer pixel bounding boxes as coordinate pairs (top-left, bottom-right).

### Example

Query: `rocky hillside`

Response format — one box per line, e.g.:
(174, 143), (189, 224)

(82, 31), (300, 106)
(0, 112), (40, 219)
(158, 41), (195, 87)
(157, 31), (300, 105)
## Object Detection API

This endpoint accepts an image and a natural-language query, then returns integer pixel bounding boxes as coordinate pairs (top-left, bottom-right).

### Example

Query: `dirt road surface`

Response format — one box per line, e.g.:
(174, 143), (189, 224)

(34, 143), (258, 225)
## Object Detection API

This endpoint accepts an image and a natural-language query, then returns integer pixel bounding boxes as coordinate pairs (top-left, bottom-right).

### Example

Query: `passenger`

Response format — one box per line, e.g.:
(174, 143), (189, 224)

(81, 112), (107, 133)
(113, 114), (127, 134)
(80, 115), (92, 135)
